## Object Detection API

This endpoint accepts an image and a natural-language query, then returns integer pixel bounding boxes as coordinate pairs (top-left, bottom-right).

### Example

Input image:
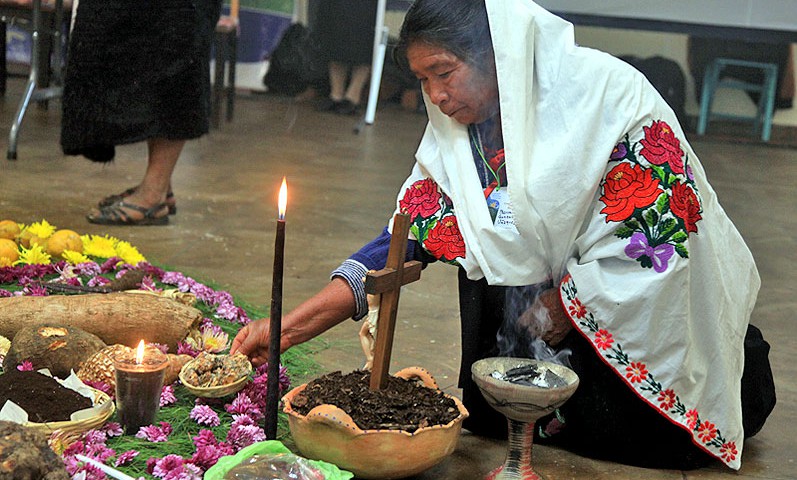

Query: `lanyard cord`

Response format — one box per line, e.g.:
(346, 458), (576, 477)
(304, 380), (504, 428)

(469, 127), (505, 189)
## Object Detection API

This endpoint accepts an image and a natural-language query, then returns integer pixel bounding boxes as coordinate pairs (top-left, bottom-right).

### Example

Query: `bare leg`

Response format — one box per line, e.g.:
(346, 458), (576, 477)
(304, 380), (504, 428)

(344, 64), (371, 106)
(88, 138), (184, 222)
(328, 61), (348, 102)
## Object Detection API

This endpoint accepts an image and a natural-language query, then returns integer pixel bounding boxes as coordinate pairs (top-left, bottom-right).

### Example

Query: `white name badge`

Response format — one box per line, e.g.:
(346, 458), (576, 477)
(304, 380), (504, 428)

(486, 188), (519, 234)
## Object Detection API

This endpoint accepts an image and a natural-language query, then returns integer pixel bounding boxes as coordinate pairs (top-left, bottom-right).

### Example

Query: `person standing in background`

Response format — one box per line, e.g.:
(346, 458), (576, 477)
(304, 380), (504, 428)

(61, 0), (222, 226)
(311, 0), (378, 116)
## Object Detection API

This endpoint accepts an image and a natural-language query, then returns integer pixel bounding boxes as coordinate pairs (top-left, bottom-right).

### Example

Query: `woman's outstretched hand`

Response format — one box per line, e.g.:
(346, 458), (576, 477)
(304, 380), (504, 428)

(231, 319), (273, 367)
(517, 287), (572, 347)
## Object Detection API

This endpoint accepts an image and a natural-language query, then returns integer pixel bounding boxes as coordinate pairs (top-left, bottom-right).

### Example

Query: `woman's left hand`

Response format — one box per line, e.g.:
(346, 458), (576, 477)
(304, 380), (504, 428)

(518, 288), (572, 347)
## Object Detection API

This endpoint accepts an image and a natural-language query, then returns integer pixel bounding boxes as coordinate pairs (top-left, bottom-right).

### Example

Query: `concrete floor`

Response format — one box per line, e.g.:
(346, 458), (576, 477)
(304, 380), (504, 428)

(1, 81), (795, 479)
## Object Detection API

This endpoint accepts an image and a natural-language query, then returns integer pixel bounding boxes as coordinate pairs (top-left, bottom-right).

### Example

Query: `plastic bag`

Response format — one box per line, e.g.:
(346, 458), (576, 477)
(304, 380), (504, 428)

(223, 453), (324, 479)
(204, 441), (353, 480)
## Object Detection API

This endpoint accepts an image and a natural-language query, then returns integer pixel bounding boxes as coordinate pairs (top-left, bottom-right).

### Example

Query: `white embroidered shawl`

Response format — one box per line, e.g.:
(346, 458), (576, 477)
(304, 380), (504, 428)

(389, 0), (759, 468)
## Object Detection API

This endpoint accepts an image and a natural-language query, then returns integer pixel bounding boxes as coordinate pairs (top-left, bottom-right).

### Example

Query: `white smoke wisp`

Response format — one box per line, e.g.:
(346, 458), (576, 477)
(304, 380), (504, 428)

(496, 283), (572, 368)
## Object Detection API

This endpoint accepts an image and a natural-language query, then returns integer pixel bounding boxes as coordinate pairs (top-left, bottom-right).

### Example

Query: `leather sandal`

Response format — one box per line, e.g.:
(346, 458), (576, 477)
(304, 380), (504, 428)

(98, 187), (177, 214)
(87, 201), (170, 226)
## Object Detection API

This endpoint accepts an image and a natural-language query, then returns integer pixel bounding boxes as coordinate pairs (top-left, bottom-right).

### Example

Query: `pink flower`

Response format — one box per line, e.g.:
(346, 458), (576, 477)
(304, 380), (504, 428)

(160, 385), (177, 407)
(225, 393), (263, 420)
(115, 450), (140, 466)
(193, 429), (219, 448)
(226, 417), (266, 450)
(136, 422), (173, 442)
(16, 360), (34, 371)
(83, 379), (113, 397)
(190, 405), (220, 427)
(152, 454), (185, 478)
(189, 444), (232, 471)
(102, 422), (124, 437)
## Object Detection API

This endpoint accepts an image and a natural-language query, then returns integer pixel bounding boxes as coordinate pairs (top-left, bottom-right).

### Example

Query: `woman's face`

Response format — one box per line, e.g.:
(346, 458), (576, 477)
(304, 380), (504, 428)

(407, 41), (499, 125)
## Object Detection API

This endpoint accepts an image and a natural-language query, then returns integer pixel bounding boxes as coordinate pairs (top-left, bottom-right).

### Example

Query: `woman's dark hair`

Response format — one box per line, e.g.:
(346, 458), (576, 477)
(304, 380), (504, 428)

(394, 0), (493, 73)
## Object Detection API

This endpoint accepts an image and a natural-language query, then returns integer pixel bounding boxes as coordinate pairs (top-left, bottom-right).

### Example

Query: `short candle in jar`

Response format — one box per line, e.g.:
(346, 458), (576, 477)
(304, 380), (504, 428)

(114, 343), (168, 433)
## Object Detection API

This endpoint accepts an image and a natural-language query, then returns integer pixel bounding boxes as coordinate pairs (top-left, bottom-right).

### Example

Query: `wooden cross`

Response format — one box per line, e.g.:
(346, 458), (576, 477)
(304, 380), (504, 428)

(366, 213), (423, 390)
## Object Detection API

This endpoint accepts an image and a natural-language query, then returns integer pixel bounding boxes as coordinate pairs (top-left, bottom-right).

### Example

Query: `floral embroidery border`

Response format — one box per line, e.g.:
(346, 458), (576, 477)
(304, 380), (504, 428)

(560, 273), (740, 467)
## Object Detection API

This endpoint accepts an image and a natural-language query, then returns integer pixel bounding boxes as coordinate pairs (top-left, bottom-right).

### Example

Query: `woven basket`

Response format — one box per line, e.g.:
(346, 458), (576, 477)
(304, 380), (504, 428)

(179, 357), (252, 398)
(25, 387), (115, 436)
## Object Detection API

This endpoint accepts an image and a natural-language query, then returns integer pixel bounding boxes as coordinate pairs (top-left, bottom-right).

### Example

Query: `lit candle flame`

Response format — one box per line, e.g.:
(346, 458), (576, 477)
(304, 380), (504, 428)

(278, 177), (288, 221)
(135, 340), (145, 364)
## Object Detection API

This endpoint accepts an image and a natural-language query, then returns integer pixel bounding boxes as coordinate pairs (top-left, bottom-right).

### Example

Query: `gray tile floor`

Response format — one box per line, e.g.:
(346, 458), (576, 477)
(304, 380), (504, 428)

(1, 83), (795, 479)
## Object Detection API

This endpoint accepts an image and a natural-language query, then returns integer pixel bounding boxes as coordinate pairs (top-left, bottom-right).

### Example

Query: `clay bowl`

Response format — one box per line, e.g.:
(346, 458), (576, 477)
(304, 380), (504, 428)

(471, 357), (579, 423)
(283, 366), (469, 480)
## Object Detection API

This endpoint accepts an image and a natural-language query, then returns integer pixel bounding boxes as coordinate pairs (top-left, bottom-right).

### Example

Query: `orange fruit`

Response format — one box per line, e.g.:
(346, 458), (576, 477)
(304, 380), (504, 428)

(46, 229), (84, 257)
(0, 220), (19, 241)
(0, 238), (19, 266)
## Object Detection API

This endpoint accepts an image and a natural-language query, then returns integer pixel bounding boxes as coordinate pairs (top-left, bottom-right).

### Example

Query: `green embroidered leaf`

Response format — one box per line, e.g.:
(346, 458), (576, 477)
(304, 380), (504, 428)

(671, 231), (688, 243)
(658, 218), (678, 238)
(614, 225), (635, 239)
(655, 193), (669, 214)
(650, 164), (667, 183)
(625, 218), (641, 230)
(675, 243), (689, 259)
(644, 208), (659, 227)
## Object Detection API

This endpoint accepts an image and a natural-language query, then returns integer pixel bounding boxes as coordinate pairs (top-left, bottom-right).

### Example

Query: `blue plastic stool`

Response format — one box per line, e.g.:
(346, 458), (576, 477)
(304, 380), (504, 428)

(696, 58), (778, 142)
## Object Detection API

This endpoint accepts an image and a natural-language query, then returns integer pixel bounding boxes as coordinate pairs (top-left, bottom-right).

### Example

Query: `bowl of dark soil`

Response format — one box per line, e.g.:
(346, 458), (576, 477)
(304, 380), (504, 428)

(283, 366), (468, 479)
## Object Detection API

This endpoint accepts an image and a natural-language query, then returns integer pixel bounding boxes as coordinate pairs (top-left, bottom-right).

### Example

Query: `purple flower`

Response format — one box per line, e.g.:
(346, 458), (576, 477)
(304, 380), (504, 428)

(625, 232), (675, 273)
(189, 444), (232, 471)
(610, 142), (628, 160)
(177, 341), (201, 357)
(0, 289), (12, 297)
(115, 450), (140, 466)
(82, 429), (108, 446)
(83, 379), (113, 397)
(87, 275), (111, 288)
(160, 385), (177, 407)
(22, 283), (47, 296)
(100, 257), (123, 273)
(190, 405), (220, 427)
(140, 275), (160, 292)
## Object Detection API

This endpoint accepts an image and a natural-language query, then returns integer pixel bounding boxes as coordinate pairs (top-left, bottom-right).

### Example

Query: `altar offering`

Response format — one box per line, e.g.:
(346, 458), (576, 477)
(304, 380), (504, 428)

(114, 341), (168, 433)
(179, 352), (252, 398)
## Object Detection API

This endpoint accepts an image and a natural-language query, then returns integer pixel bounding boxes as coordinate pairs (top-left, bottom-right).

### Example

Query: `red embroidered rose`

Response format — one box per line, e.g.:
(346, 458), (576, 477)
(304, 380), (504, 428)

(639, 120), (685, 175)
(720, 442), (738, 462)
(594, 329), (614, 350)
(625, 361), (648, 383)
(600, 163), (662, 222)
(669, 181), (702, 233)
(657, 389), (676, 410)
(399, 178), (442, 222)
(424, 215), (466, 261)
(697, 421), (717, 443)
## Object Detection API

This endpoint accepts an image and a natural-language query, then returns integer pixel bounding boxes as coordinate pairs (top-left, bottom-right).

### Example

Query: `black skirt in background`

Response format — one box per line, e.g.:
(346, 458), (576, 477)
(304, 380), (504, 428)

(60, 0), (221, 162)
(310, 0), (378, 66)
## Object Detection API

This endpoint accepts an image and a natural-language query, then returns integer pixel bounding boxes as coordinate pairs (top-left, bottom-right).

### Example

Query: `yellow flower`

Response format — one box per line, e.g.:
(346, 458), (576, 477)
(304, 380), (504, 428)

(0, 257), (13, 268)
(115, 240), (147, 265)
(62, 250), (90, 265)
(82, 234), (118, 258)
(16, 244), (51, 265)
(201, 328), (230, 353)
(25, 219), (57, 239)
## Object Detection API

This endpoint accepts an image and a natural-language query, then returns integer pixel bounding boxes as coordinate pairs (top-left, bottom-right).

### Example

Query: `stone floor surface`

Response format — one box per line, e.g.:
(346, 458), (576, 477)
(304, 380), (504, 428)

(1, 80), (795, 479)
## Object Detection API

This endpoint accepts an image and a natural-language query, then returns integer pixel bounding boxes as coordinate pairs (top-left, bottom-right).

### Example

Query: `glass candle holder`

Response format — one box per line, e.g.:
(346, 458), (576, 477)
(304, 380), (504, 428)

(113, 345), (168, 434)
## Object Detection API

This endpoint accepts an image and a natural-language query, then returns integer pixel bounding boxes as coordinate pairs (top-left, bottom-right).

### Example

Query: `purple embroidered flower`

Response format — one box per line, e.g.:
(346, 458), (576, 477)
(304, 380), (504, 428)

(115, 450), (140, 466)
(190, 405), (220, 427)
(160, 385), (177, 407)
(610, 142), (628, 160)
(624, 232), (675, 273)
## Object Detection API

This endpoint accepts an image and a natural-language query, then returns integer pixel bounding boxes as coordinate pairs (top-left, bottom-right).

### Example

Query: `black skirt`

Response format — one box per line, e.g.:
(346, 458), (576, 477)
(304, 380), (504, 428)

(311, 0), (378, 66)
(60, 0), (221, 162)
